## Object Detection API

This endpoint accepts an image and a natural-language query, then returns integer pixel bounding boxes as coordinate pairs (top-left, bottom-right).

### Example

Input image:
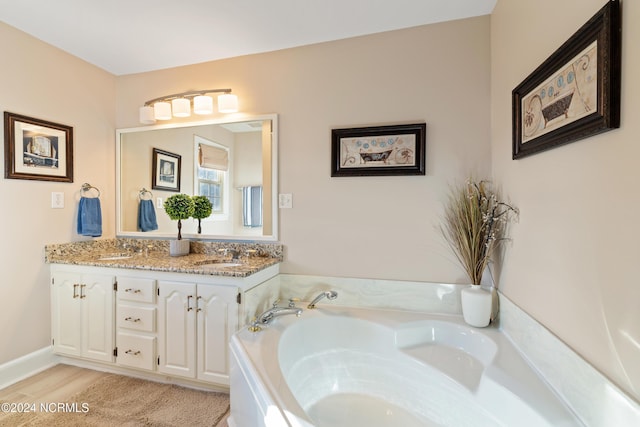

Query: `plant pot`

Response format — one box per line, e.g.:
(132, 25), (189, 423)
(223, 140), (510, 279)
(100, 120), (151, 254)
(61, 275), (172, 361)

(169, 239), (190, 257)
(461, 285), (492, 327)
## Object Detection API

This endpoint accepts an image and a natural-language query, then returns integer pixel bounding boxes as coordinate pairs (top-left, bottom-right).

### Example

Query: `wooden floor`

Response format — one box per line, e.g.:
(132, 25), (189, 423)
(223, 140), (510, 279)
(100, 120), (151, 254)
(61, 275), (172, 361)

(0, 364), (109, 419)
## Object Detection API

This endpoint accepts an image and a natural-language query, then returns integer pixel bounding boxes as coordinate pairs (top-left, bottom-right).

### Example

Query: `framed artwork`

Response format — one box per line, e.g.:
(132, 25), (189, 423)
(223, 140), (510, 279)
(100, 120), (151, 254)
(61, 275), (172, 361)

(4, 112), (74, 182)
(331, 123), (426, 177)
(512, 0), (621, 159)
(152, 148), (181, 192)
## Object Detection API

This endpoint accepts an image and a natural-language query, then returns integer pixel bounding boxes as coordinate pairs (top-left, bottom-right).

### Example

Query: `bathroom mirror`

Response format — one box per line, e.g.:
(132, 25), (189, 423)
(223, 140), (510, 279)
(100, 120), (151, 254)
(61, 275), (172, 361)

(116, 114), (278, 241)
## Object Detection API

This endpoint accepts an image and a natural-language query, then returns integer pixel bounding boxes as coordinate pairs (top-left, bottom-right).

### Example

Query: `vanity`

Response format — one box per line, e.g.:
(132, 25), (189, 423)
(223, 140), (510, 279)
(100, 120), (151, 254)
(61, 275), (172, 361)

(43, 114), (282, 388)
(45, 238), (282, 388)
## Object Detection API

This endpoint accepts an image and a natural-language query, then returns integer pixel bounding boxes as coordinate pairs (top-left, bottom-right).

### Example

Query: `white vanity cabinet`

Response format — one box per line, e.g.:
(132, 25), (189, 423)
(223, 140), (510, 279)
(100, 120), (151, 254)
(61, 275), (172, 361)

(158, 281), (239, 384)
(50, 262), (279, 387)
(50, 269), (115, 363)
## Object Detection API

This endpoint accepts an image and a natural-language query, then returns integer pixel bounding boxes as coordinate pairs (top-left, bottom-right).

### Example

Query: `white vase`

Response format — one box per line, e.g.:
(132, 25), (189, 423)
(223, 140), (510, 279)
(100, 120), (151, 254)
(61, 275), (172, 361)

(461, 285), (492, 327)
(169, 239), (190, 257)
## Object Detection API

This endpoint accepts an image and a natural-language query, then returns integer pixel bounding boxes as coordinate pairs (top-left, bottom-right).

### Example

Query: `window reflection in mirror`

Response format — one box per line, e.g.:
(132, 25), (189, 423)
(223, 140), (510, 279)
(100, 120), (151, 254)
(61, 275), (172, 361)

(116, 115), (277, 241)
(195, 135), (230, 219)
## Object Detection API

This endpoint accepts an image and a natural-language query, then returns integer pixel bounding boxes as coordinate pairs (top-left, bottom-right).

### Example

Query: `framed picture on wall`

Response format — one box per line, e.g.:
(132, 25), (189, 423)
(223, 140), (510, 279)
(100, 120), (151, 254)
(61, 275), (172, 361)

(152, 148), (181, 192)
(4, 112), (74, 182)
(331, 123), (426, 177)
(512, 0), (621, 159)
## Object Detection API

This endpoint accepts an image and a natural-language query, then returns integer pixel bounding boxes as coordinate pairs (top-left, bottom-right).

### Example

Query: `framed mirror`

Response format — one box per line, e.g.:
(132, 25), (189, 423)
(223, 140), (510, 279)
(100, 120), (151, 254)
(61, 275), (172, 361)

(116, 114), (278, 241)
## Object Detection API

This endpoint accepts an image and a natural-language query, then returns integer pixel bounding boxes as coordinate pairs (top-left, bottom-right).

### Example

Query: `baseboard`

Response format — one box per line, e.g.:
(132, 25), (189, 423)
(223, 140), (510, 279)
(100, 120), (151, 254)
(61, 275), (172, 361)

(0, 346), (59, 390)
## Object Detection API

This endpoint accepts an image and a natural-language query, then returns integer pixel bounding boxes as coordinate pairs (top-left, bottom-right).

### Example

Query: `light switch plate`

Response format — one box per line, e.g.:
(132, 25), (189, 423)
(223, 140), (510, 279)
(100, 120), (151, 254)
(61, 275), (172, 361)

(51, 192), (64, 208)
(279, 193), (292, 209)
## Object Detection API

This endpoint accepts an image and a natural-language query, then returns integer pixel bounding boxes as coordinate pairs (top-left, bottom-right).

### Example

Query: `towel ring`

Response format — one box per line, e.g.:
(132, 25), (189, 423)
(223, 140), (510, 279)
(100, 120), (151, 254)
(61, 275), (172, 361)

(81, 183), (100, 198)
(139, 188), (153, 201)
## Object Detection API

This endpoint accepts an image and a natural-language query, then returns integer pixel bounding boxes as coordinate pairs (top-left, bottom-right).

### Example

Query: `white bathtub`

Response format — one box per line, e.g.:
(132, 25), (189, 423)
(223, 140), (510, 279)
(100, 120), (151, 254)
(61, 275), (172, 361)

(229, 306), (584, 427)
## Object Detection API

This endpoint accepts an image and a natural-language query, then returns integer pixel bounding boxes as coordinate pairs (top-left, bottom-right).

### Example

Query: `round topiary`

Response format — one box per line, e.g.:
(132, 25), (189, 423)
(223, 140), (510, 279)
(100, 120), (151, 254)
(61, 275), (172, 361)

(191, 195), (213, 234)
(163, 194), (195, 239)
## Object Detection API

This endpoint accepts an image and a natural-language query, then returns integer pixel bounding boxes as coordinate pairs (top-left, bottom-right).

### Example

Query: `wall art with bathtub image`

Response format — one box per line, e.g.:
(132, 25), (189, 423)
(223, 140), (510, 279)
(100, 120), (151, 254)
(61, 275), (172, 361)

(331, 123), (426, 177)
(151, 148), (181, 192)
(4, 112), (74, 182)
(512, 0), (620, 160)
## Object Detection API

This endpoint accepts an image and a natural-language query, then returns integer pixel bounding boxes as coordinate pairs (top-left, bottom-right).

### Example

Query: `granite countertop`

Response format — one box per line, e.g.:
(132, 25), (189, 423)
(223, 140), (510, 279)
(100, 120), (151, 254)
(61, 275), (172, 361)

(45, 239), (283, 278)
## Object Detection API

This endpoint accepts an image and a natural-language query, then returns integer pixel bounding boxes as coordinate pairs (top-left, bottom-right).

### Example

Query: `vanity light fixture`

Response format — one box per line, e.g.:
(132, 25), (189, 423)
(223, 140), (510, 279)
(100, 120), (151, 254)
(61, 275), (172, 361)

(139, 89), (239, 124)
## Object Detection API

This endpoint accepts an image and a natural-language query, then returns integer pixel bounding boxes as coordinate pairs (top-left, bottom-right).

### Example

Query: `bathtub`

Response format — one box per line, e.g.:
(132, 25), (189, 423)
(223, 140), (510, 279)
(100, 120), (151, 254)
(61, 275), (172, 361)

(228, 306), (583, 427)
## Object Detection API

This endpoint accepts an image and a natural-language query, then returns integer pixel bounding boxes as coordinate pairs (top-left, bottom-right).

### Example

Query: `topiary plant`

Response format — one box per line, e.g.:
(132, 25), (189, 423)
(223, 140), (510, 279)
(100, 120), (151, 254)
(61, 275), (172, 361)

(163, 193), (195, 240)
(191, 195), (213, 234)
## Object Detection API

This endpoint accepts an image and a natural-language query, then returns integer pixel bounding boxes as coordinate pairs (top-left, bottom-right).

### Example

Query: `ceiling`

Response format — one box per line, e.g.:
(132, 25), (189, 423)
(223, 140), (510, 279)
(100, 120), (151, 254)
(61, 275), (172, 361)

(0, 0), (496, 76)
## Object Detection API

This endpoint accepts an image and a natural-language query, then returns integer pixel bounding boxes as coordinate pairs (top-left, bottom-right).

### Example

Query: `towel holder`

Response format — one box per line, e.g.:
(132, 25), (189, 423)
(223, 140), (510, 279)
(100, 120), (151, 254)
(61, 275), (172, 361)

(81, 183), (100, 198)
(139, 188), (153, 201)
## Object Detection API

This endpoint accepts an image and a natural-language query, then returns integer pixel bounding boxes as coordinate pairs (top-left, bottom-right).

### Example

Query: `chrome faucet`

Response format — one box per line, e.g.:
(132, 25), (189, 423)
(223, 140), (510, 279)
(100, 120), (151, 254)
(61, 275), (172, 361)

(258, 306), (303, 324)
(217, 248), (240, 261)
(251, 299), (303, 330)
(307, 290), (338, 309)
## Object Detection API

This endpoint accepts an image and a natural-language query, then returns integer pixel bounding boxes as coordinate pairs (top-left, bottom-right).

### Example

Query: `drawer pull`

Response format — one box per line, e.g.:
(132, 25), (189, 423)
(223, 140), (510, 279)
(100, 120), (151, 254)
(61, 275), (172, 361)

(80, 284), (86, 299)
(125, 349), (141, 356)
(124, 288), (142, 293)
(124, 317), (141, 322)
(73, 284), (79, 299)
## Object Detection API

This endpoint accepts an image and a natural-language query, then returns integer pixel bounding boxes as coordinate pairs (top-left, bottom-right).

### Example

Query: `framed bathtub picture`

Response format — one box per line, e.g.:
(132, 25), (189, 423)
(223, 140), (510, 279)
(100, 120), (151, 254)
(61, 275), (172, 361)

(152, 148), (181, 192)
(331, 123), (426, 177)
(512, 0), (621, 159)
(4, 112), (74, 182)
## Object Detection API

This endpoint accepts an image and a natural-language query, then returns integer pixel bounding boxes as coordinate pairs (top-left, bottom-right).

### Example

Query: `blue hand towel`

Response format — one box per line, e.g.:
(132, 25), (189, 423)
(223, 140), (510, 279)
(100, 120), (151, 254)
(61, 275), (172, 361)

(77, 196), (102, 237)
(138, 199), (158, 232)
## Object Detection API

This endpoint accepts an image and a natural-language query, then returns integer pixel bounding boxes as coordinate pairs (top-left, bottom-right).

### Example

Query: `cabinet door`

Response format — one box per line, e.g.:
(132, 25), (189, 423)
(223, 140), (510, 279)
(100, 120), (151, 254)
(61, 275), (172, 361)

(51, 271), (114, 362)
(82, 274), (115, 362)
(196, 285), (239, 384)
(157, 281), (196, 378)
(51, 272), (83, 356)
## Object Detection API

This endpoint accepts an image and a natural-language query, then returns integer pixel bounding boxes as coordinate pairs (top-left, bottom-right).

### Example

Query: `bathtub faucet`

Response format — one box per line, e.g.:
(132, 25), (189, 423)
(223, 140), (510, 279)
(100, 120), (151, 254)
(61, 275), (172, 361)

(307, 290), (338, 309)
(256, 300), (303, 325)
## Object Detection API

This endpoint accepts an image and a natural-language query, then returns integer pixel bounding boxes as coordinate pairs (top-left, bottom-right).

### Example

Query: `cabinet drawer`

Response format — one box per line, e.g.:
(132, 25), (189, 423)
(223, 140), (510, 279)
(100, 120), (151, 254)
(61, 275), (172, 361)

(117, 305), (156, 332)
(117, 333), (156, 371)
(118, 277), (156, 303)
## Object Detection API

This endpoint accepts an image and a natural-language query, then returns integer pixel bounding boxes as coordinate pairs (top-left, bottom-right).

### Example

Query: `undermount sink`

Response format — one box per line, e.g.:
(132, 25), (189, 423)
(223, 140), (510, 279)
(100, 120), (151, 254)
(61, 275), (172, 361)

(97, 253), (133, 260)
(202, 263), (243, 268)
(193, 259), (244, 268)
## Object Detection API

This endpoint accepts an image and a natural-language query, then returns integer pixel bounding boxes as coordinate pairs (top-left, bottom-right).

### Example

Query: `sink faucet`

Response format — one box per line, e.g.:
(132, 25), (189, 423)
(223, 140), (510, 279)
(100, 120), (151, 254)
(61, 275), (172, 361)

(217, 248), (240, 261)
(307, 290), (338, 309)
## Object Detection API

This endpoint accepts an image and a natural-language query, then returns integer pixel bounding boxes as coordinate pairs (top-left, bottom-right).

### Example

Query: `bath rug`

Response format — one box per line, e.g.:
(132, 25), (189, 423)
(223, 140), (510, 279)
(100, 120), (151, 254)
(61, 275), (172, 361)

(0, 373), (229, 426)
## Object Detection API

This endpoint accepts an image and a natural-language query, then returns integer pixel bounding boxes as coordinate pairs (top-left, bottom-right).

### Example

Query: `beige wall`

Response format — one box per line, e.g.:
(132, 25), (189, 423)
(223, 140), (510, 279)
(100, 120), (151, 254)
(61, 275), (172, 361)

(492, 0), (639, 401)
(117, 16), (492, 283)
(0, 23), (116, 364)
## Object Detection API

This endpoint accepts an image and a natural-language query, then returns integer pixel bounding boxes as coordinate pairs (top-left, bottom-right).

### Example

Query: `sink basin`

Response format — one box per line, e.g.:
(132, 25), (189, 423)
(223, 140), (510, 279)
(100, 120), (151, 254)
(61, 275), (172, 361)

(97, 253), (133, 260)
(200, 262), (243, 268)
(193, 259), (244, 269)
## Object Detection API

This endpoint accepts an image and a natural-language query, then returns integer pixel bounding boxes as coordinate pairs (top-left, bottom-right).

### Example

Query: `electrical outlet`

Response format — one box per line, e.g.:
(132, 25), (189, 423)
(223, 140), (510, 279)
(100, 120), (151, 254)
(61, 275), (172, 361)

(157, 197), (164, 208)
(279, 193), (292, 209)
(51, 192), (64, 208)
